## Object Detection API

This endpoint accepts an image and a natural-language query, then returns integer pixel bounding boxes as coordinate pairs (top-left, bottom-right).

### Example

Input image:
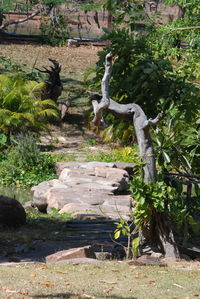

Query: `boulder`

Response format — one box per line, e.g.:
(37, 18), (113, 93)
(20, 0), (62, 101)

(113, 162), (137, 176)
(95, 167), (129, 192)
(0, 195), (26, 227)
(31, 162), (136, 219)
(31, 179), (67, 212)
(46, 187), (82, 211)
(130, 255), (167, 267)
(55, 161), (86, 175)
(59, 202), (130, 219)
(46, 245), (96, 263)
(58, 203), (100, 215)
(47, 187), (106, 213)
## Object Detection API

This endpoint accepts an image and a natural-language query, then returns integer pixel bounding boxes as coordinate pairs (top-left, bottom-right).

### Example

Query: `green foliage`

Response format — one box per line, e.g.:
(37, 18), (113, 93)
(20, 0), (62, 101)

(0, 134), (57, 187)
(0, 56), (44, 81)
(153, 105), (200, 174)
(163, 0), (200, 26)
(129, 176), (176, 228)
(0, 74), (59, 134)
(86, 146), (141, 164)
(114, 217), (138, 259)
(40, 15), (69, 46)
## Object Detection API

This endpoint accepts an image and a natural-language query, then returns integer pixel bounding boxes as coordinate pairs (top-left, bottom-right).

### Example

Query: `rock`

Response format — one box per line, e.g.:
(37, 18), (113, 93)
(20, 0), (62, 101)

(95, 252), (112, 261)
(59, 202), (130, 218)
(113, 162), (137, 176)
(71, 213), (111, 221)
(46, 245), (96, 263)
(31, 179), (67, 212)
(80, 162), (116, 170)
(57, 136), (67, 144)
(58, 203), (101, 215)
(103, 195), (132, 207)
(32, 161), (136, 219)
(55, 161), (86, 175)
(46, 187), (82, 211)
(151, 252), (163, 259)
(131, 255), (167, 267)
(95, 167), (129, 192)
(67, 39), (80, 47)
(57, 258), (102, 264)
(0, 195), (26, 227)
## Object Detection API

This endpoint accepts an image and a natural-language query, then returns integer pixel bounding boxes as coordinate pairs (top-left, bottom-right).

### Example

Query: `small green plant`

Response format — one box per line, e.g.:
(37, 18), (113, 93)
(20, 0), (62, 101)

(114, 175), (178, 258)
(0, 134), (58, 188)
(87, 146), (141, 164)
(129, 176), (176, 228)
(114, 217), (138, 259)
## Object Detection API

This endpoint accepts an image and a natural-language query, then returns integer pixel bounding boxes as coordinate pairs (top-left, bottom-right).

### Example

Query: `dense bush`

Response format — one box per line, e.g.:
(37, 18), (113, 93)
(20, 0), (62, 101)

(0, 134), (57, 188)
(0, 74), (59, 134)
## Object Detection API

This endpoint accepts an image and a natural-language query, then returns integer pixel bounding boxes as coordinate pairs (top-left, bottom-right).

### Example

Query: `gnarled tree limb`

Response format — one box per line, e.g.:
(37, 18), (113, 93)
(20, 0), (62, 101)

(0, 9), (41, 31)
(89, 53), (163, 183)
(89, 53), (180, 258)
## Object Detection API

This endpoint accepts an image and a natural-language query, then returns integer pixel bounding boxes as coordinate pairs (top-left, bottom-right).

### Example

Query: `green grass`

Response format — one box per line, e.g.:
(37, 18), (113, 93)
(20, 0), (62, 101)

(0, 262), (199, 298)
(86, 146), (140, 164)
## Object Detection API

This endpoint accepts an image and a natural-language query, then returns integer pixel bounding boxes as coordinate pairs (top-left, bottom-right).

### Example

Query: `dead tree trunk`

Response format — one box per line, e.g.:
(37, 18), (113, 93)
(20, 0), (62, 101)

(89, 52), (179, 258)
(36, 58), (63, 103)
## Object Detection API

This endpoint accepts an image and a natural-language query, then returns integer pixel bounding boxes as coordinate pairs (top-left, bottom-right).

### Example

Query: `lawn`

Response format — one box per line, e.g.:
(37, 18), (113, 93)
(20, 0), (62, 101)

(0, 261), (200, 299)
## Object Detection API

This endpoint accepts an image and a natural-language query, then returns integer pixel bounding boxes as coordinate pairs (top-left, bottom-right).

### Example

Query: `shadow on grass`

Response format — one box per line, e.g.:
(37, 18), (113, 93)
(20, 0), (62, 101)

(33, 293), (137, 299)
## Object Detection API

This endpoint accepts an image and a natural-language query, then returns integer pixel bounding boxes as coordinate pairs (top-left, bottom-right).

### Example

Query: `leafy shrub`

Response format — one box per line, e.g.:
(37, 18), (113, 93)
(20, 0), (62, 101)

(0, 56), (43, 81)
(86, 146), (141, 164)
(0, 74), (59, 134)
(0, 134), (57, 188)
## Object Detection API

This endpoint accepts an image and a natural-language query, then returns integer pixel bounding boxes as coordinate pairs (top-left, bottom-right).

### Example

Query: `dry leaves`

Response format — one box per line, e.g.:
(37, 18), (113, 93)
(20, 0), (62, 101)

(134, 274), (148, 279)
(77, 294), (95, 299)
(99, 280), (118, 285)
(38, 281), (55, 287)
(173, 283), (184, 288)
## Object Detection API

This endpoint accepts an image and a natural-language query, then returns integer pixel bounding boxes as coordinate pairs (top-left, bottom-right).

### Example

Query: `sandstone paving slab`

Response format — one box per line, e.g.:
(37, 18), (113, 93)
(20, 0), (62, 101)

(31, 161), (135, 219)
(45, 245), (96, 263)
(56, 258), (103, 264)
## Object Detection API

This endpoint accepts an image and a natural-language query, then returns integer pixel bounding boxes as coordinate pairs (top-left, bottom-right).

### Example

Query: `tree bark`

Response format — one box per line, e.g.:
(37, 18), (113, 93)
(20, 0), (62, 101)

(89, 52), (180, 258)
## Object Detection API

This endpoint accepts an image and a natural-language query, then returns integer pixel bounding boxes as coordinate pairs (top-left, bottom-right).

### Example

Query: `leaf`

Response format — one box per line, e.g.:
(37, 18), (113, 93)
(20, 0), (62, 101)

(148, 281), (156, 284)
(114, 229), (121, 239)
(163, 151), (171, 163)
(173, 283), (184, 288)
(77, 294), (95, 299)
(38, 281), (55, 287)
(134, 275), (148, 279)
(132, 237), (140, 257)
(99, 280), (118, 285)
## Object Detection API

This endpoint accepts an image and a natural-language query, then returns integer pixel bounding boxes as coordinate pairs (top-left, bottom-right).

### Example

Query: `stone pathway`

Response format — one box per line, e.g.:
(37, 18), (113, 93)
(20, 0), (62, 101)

(0, 219), (130, 263)
(31, 161), (136, 220)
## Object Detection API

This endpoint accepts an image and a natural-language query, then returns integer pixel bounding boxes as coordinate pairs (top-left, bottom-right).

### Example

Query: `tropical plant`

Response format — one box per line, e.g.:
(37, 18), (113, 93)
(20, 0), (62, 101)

(0, 74), (59, 134)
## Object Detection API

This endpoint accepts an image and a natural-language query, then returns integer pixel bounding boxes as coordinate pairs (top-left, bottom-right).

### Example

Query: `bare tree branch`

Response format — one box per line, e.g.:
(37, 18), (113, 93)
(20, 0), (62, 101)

(0, 9), (41, 31)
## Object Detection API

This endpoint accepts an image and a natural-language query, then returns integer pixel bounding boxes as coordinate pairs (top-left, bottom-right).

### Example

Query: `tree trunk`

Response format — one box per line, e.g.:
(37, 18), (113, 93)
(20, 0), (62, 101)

(89, 52), (180, 258)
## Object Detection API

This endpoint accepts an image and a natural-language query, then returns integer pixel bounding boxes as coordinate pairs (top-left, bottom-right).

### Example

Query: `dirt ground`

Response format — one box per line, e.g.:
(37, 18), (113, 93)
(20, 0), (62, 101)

(0, 43), (101, 76)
